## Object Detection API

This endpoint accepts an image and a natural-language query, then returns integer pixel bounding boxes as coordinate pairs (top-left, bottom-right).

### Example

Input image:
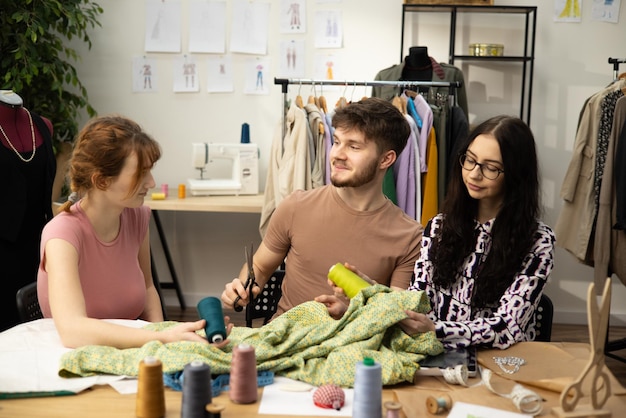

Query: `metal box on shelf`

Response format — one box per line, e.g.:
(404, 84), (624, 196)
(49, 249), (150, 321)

(404, 0), (494, 5)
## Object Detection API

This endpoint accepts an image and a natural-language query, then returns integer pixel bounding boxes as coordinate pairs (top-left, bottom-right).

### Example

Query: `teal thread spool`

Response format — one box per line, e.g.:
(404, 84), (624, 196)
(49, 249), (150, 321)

(196, 297), (227, 343)
(327, 263), (371, 299)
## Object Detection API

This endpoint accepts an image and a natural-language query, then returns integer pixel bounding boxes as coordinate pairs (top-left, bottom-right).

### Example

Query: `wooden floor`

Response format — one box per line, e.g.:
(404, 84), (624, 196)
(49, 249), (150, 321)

(165, 305), (626, 387)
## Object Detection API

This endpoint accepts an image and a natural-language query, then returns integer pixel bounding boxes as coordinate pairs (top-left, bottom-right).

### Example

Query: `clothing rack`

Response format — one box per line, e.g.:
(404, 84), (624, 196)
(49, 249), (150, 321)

(604, 57), (626, 363)
(609, 57), (626, 81)
(273, 77), (462, 136)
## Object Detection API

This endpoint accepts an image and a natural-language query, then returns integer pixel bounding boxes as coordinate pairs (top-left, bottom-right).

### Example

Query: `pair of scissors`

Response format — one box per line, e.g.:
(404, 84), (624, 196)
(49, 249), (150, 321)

(557, 278), (612, 414)
(233, 243), (258, 312)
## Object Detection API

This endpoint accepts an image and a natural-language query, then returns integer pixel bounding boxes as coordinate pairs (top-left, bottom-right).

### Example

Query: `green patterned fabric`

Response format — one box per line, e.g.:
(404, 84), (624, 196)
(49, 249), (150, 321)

(59, 285), (443, 387)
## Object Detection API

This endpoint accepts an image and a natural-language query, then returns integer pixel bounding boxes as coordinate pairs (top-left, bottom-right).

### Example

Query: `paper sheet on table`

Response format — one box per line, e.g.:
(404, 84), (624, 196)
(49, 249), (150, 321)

(448, 401), (531, 417)
(0, 319), (145, 397)
(258, 376), (354, 416)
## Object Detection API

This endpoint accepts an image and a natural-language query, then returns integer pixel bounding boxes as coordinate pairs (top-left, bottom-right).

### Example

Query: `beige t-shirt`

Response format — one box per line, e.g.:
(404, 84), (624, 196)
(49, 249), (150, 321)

(264, 185), (423, 316)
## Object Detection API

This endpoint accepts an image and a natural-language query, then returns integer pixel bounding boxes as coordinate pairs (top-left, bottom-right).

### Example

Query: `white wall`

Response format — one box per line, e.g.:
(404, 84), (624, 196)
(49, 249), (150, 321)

(70, 0), (626, 324)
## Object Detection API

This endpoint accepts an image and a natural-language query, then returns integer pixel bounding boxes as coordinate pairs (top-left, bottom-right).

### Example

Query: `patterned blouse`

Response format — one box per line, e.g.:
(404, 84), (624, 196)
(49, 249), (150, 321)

(409, 214), (555, 350)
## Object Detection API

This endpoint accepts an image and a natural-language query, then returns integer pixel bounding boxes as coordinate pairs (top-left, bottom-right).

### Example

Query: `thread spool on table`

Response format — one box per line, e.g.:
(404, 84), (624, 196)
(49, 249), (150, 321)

(384, 401), (402, 418)
(136, 356), (166, 418)
(426, 394), (453, 415)
(181, 360), (212, 418)
(353, 357), (382, 418)
(229, 344), (258, 404)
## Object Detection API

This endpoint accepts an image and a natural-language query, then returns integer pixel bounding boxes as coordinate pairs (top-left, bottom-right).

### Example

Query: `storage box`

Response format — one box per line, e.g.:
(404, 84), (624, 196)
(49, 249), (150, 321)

(469, 43), (504, 56)
(404, 0), (494, 5)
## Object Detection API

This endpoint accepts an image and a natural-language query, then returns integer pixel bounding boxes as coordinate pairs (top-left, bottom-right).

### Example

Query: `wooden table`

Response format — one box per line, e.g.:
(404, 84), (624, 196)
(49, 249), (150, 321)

(144, 194), (264, 313)
(0, 385), (402, 418)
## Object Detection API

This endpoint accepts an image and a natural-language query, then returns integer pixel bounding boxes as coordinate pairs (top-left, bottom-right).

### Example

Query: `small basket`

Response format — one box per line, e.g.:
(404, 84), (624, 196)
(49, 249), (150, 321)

(468, 43), (504, 57)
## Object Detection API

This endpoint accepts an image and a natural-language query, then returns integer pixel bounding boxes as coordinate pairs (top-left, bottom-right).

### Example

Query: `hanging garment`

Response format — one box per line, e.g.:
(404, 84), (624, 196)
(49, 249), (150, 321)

(394, 115), (419, 220)
(555, 79), (626, 264)
(594, 95), (626, 289)
(371, 59), (468, 121)
(304, 102), (326, 188)
(260, 103), (312, 237)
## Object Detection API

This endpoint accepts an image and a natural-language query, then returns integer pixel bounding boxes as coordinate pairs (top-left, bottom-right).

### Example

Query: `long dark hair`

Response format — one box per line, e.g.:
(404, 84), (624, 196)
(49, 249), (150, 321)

(431, 115), (540, 307)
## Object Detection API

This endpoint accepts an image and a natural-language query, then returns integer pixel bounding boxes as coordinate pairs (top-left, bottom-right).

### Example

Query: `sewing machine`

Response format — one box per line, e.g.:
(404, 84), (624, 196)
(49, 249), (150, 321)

(187, 142), (259, 196)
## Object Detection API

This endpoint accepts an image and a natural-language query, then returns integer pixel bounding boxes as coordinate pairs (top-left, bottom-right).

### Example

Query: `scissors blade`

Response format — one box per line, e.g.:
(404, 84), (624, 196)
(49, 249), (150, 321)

(247, 243), (255, 284)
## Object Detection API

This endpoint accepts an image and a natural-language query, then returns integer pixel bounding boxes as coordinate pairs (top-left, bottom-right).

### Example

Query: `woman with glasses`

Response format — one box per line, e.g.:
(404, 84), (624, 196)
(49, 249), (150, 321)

(400, 115), (555, 349)
(319, 115), (555, 350)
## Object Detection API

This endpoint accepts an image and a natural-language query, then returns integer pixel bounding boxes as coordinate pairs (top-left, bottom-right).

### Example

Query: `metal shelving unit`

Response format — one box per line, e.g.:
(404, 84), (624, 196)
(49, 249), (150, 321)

(401, 4), (537, 124)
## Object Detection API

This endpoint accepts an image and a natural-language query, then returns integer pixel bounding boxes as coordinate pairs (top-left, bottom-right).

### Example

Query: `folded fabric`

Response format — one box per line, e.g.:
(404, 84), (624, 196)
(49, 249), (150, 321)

(0, 319), (141, 397)
(59, 285), (443, 387)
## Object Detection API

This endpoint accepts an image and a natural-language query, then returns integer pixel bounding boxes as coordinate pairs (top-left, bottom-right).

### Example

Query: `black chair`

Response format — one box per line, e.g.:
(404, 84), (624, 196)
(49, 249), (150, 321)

(245, 269), (284, 327)
(16, 281), (43, 322)
(534, 293), (553, 342)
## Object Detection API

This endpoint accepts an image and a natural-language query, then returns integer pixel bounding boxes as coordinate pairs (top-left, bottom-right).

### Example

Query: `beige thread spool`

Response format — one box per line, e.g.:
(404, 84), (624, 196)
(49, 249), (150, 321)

(426, 394), (452, 415)
(384, 401), (402, 418)
(136, 356), (166, 418)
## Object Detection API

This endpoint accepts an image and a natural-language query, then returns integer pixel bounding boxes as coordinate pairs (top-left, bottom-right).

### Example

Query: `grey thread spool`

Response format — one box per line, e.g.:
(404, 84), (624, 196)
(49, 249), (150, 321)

(353, 357), (382, 418)
(181, 360), (212, 418)
(197, 296), (227, 343)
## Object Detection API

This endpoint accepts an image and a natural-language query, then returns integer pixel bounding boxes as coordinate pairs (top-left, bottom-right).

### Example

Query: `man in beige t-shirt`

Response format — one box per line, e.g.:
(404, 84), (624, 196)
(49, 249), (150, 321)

(221, 98), (423, 318)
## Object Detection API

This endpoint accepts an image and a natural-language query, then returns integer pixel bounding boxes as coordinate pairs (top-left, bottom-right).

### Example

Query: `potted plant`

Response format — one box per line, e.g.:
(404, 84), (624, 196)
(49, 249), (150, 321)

(0, 0), (103, 201)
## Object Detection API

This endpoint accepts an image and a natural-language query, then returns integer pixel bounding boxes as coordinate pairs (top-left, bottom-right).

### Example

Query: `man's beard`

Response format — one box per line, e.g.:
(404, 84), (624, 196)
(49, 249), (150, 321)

(330, 159), (378, 188)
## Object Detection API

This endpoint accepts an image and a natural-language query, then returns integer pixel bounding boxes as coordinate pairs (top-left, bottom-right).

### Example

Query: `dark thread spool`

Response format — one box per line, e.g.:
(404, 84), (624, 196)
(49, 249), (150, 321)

(197, 296), (227, 343)
(241, 123), (250, 143)
(136, 356), (166, 418)
(181, 360), (212, 418)
(426, 394), (452, 414)
(353, 357), (382, 418)
(229, 344), (258, 404)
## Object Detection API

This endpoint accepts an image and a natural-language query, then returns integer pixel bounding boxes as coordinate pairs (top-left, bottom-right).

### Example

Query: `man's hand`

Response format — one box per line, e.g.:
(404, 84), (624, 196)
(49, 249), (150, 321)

(221, 278), (260, 310)
(315, 294), (349, 320)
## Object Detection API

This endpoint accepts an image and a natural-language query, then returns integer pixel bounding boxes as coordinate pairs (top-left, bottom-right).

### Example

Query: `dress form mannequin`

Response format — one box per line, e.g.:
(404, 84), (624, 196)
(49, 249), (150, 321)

(0, 90), (48, 153)
(0, 90), (55, 332)
(401, 46), (433, 81)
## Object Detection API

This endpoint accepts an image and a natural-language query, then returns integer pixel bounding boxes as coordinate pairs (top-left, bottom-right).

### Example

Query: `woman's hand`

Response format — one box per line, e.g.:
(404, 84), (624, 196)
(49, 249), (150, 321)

(161, 317), (234, 348)
(399, 310), (436, 336)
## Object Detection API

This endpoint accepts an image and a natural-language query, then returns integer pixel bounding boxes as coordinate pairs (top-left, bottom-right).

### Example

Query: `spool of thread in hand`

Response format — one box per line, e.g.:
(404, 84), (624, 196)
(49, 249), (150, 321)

(241, 123), (250, 143)
(328, 263), (371, 299)
(196, 296), (227, 343)
(136, 356), (166, 418)
(353, 357), (382, 418)
(229, 344), (258, 404)
(181, 360), (212, 418)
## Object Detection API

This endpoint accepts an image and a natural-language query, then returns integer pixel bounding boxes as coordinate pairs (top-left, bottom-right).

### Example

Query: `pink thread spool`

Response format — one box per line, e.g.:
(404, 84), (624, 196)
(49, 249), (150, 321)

(229, 344), (258, 404)
(160, 183), (168, 197)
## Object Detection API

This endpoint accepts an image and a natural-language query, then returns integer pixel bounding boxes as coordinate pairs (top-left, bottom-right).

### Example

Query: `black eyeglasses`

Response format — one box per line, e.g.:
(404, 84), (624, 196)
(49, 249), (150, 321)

(459, 154), (504, 180)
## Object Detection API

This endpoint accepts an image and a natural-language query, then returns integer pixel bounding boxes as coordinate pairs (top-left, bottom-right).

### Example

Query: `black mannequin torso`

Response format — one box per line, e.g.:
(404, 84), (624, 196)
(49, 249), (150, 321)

(402, 46), (433, 82)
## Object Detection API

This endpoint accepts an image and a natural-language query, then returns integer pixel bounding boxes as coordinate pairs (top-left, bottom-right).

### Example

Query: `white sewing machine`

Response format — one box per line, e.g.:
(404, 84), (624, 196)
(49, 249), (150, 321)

(187, 142), (259, 196)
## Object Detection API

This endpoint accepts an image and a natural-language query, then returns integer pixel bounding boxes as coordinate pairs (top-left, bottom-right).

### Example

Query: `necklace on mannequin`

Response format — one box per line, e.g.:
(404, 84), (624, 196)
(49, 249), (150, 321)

(0, 107), (36, 162)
